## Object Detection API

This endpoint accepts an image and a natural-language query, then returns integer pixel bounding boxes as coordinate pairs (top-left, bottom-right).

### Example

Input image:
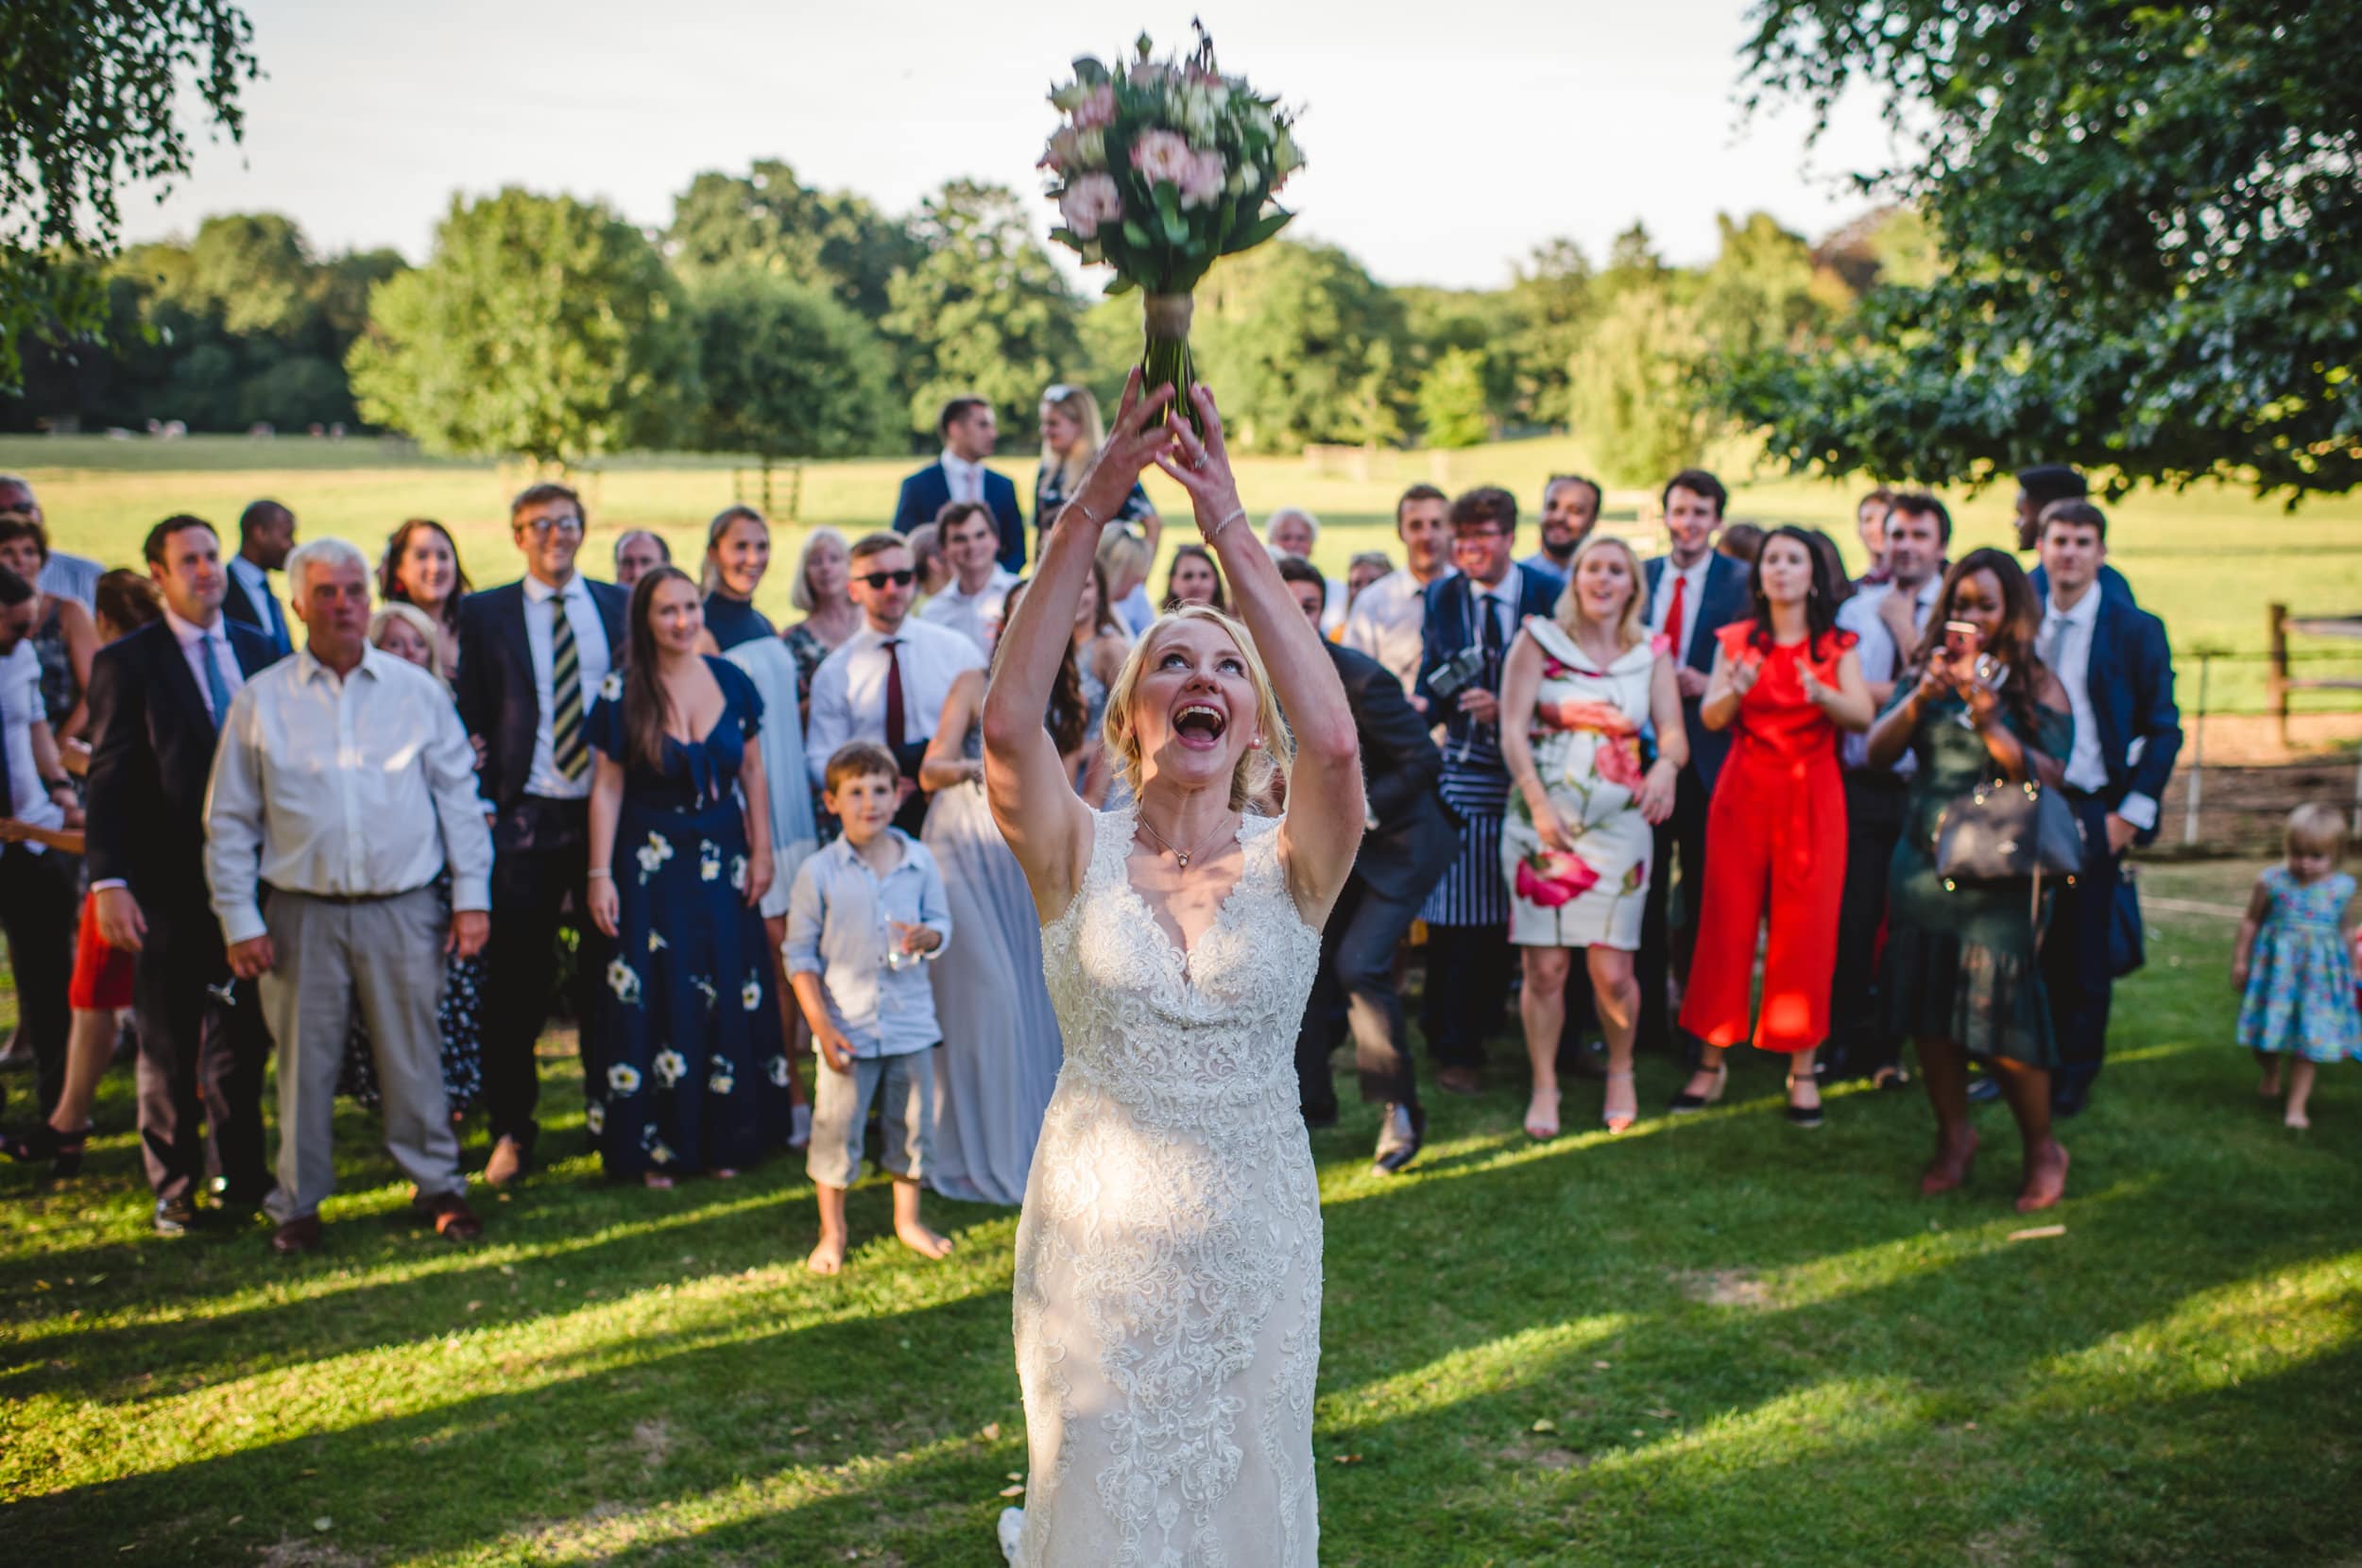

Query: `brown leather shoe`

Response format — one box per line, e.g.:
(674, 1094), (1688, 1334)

(414, 1191), (484, 1241)
(270, 1215), (323, 1255)
(483, 1135), (525, 1187)
(1434, 1065), (1484, 1097)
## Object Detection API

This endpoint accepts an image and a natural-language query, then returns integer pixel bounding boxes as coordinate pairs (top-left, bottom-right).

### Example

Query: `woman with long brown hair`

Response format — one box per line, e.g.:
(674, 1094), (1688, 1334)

(1160, 541), (1230, 615)
(583, 566), (788, 1186)
(378, 519), (472, 677)
(1867, 547), (2075, 1211)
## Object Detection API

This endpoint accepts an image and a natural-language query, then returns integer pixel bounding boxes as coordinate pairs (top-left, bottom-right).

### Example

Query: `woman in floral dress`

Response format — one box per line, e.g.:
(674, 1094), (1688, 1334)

(584, 567), (790, 1185)
(1498, 537), (1686, 1138)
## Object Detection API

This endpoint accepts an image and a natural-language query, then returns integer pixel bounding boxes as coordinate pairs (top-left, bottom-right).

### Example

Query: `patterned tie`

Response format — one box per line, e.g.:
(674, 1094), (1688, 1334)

(882, 639), (907, 753)
(201, 632), (234, 728)
(550, 598), (588, 780)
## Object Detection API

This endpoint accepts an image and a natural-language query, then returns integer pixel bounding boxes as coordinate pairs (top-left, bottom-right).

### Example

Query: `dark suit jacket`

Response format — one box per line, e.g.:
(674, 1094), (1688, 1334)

(83, 619), (281, 907)
(2075, 590), (2182, 845)
(1644, 553), (1751, 792)
(892, 463), (1027, 573)
(1326, 640), (1454, 904)
(220, 566), (290, 656)
(1413, 566), (1561, 754)
(454, 577), (631, 816)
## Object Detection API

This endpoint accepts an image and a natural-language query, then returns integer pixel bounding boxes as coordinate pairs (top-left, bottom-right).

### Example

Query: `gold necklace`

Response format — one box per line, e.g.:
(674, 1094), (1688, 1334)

(1135, 809), (1234, 869)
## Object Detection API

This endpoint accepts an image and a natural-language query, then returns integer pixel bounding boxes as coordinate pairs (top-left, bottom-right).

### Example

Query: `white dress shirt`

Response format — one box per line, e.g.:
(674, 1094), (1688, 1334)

(803, 617), (987, 786)
(918, 567), (1018, 656)
(1647, 554), (1715, 670)
(163, 605), (248, 724)
(1342, 566), (1455, 693)
(2041, 583), (2155, 828)
(1838, 573), (1943, 772)
(940, 453), (986, 506)
(205, 645), (494, 946)
(522, 573), (612, 801)
(0, 642), (63, 846)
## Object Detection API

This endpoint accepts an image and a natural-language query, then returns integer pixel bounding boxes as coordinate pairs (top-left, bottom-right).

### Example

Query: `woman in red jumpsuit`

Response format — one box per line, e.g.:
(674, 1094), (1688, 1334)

(1672, 526), (1873, 1125)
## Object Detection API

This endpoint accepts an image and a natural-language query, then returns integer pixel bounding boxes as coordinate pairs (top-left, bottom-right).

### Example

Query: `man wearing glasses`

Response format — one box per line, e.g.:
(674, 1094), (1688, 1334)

(805, 533), (985, 836)
(454, 484), (630, 1186)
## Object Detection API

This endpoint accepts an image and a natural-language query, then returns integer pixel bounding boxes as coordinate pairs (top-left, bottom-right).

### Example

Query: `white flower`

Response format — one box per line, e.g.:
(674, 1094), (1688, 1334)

(649, 1140), (675, 1167)
(584, 1100), (606, 1135)
(708, 1065), (734, 1095)
(653, 1049), (687, 1088)
(599, 672), (624, 702)
(647, 929), (669, 953)
(767, 1054), (791, 1087)
(693, 976), (718, 1011)
(608, 1063), (642, 1096)
(699, 841), (722, 881)
(606, 958), (642, 1006)
(1058, 173), (1122, 241)
(636, 833), (675, 878)
(729, 854), (748, 892)
(741, 978), (762, 1012)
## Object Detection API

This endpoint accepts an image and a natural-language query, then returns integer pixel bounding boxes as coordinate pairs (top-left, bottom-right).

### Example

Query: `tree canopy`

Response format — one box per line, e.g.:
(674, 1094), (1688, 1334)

(665, 161), (919, 323)
(684, 268), (899, 461)
(1725, 0), (2362, 501)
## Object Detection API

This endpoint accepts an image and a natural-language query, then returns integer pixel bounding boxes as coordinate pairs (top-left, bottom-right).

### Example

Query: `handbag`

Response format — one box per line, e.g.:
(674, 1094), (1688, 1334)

(1934, 778), (2087, 923)
(2107, 862), (2148, 978)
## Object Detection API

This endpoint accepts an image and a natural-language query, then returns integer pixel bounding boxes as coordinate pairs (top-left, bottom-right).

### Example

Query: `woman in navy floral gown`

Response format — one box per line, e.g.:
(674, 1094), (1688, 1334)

(585, 566), (789, 1185)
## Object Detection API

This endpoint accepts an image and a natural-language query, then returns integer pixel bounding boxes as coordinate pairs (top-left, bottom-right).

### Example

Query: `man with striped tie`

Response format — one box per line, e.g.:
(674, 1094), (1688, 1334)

(454, 485), (629, 1187)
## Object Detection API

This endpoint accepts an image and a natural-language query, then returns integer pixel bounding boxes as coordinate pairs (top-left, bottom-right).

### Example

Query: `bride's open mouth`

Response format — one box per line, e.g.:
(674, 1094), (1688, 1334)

(1172, 700), (1228, 751)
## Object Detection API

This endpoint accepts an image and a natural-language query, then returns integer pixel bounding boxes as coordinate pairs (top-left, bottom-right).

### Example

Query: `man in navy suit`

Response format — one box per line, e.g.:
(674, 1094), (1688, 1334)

(2016, 465), (2135, 605)
(1637, 469), (1752, 1061)
(454, 484), (629, 1185)
(1414, 486), (1561, 1095)
(892, 397), (1027, 574)
(221, 499), (297, 659)
(83, 516), (282, 1234)
(2032, 500), (2181, 1116)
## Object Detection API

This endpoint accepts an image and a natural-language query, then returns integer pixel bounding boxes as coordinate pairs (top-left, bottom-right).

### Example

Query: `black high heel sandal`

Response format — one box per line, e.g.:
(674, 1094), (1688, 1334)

(2, 1120), (91, 1177)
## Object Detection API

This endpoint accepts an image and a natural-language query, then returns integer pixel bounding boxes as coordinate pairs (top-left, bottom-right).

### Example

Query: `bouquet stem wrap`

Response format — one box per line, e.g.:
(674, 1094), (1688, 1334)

(1141, 293), (1199, 433)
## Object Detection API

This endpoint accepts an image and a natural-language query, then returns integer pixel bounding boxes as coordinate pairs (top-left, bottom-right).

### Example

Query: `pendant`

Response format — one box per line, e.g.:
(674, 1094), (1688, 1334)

(1175, 852), (1190, 867)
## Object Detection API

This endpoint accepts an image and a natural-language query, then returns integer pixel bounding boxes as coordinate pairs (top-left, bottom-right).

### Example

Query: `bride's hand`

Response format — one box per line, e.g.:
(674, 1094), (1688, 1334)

(1152, 383), (1245, 540)
(1070, 368), (1175, 528)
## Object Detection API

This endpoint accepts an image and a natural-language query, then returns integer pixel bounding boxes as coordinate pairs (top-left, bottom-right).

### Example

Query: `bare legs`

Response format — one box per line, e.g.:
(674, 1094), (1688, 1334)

(1519, 946), (1568, 1137)
(48, 1008), (116, 1133)
(1917, 1034), (2066, 1209)
(2284, 1060), (2319, 1129)
(1587, 946), (1640, 1131)
(808, 1177), (952, 1275)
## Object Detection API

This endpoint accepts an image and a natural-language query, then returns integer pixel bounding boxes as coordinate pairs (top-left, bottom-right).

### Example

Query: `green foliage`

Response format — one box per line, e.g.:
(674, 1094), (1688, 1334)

(1568, 277), (1715, 486)
(346, 189), (693, 468)
(880, 181), (1081, 445)
(1417, 348), (1493, 450)
(665, 161), (918, 323)
(1731, 0), (2362, 500)
(0, 0), (259, 393)
(1192, 240), (1410, 452)
(684, 268), (899, 460)
(1503, 238), (1595, 427)
(1694, 211), (1844, 363)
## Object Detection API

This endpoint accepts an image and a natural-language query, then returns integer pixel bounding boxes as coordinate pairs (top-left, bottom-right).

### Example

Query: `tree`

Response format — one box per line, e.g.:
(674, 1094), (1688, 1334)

(1191, 240), (1410, 453)
(1416, 348), (1493, 450)
(1567, 279), (1715, 486)
(1504, 238), (1594, 427)
(880, 180), (1081, 445)
(685, 268), (899, 466)
(0, 0), (259, 392)
(666, 161), (918, 322)
(1727, 0), (2362, 501)
(1694, 211), (1845, 364)
(347, 189), (692, 467)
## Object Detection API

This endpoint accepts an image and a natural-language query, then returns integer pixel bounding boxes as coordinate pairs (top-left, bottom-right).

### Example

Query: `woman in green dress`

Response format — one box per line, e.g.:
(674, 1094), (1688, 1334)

(1866, 548), (2076, 1213)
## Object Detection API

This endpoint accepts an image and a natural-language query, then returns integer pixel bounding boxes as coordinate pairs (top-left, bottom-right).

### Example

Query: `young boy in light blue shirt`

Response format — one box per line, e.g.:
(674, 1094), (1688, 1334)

(785, 742), (954, 1275)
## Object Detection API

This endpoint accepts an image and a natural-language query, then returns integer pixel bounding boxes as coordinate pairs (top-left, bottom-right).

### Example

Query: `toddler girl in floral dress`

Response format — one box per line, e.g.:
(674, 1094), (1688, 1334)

(2234, 804), (2361, 1128)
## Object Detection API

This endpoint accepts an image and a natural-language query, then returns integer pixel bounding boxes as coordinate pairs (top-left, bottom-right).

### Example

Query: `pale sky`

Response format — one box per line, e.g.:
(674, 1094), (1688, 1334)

(119, 0), (1903, 289)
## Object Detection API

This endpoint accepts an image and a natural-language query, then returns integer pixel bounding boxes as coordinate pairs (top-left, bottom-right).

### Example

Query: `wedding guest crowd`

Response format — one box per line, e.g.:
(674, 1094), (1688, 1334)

(0, 382), (2193, 1241)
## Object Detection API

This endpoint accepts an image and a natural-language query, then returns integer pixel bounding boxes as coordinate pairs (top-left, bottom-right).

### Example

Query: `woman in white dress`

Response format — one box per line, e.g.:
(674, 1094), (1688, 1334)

(1498, 535), (1686, 1139)
(984, 375), (1365, 1567)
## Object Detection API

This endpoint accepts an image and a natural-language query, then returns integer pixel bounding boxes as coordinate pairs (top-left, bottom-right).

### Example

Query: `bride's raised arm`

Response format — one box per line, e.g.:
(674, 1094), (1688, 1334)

(984, 372), (1174, 918)
(1155, 384), (1364, 926)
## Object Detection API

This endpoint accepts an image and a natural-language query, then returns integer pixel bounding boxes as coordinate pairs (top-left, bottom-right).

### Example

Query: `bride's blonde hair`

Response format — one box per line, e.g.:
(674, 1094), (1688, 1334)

(1102, 604), (1292, 811)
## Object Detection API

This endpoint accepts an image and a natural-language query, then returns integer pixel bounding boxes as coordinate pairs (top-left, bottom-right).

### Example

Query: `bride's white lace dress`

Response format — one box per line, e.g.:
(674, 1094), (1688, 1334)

(1006, 804), (1326, 1566)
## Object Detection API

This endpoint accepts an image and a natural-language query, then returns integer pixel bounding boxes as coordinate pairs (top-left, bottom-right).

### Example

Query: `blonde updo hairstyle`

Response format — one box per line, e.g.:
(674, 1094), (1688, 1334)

(1552, 533), (1651, 652)
(1101, 604), (1292, 813)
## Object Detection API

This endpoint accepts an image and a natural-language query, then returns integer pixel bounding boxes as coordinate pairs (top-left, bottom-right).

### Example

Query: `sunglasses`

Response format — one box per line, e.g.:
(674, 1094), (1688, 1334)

(857, 569), (916, 589)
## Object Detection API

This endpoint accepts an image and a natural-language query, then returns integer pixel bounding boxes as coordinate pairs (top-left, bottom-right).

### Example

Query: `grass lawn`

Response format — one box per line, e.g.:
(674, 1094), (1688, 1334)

(8, 434), (2362, 716)
(2, 859), (2357, 1565)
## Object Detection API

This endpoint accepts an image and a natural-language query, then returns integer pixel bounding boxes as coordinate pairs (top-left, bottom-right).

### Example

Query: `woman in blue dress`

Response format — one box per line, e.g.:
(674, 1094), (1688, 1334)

(586, 566), (789, 1186)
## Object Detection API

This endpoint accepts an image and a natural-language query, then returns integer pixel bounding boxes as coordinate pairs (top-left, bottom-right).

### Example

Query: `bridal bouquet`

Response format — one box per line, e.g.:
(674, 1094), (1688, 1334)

(1040, 26), (1303, 427)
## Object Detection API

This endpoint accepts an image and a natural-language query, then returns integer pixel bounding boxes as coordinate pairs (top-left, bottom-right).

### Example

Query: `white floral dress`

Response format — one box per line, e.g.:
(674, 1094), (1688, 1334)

(1498, 619), (1656, 950)
(1008, 805), (1326, 1566)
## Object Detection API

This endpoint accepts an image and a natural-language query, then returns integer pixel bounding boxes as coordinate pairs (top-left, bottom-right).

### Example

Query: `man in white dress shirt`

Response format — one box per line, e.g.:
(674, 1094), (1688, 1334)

(224, 500), (296, 658)
(1342, 485), (1456, 697)
(0, 474), (100, 610)
(917, 503), (1018, 656)
(209, 538), (494, 1255)
(806, 534), (986, 836)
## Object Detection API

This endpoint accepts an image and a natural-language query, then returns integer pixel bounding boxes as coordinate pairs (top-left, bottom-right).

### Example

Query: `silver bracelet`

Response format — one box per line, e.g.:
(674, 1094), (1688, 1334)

(1064, 499), (1103, 530)
(1205, 505), (1246, 543)
(586, 868), (612, 880)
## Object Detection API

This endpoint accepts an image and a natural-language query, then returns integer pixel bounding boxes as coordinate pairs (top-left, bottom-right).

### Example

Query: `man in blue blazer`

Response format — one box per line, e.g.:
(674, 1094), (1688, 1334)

(2017, 465), (2134, 605)
(1413, 486), (1561, 1094)
(2031, 500), (2181, 1116)
(454, 484), (630, 1185)
(1637, 469), (1753, 1061)
(892, 397), (1027, 574)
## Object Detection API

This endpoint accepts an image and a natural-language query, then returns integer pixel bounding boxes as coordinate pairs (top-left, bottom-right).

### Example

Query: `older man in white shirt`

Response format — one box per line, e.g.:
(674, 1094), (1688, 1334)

(807, 533), (985, 835)
(207, 537), (494, 1255)
(1342, 485), (1456, 695)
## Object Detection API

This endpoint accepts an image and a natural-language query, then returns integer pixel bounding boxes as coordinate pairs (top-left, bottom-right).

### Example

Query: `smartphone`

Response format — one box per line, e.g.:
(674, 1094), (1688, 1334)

(1942, 621), (1982, 663)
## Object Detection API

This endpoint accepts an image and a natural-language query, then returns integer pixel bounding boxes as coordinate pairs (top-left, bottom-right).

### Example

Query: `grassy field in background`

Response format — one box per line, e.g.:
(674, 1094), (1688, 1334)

(8, 434), (2362, 715)
(2, 860), (2358, 1564)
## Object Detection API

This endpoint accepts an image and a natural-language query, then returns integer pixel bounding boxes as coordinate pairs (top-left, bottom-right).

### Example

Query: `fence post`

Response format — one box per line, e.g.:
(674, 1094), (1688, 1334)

(2183, 653), (2210, 846)
(2268, 602), (2290, 750)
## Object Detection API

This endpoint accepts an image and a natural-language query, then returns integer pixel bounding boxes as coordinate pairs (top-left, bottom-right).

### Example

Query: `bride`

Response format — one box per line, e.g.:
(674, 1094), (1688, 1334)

(984, 375), (1364, 1566)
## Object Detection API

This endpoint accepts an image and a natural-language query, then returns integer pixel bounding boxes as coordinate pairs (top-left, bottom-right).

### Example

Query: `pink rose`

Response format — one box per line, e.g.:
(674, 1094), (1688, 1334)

(1058, 175), (1122, 240)
(1515, 848), (1600, 909)
(1595, 735), (1645, 792)
(1131, 128), (1196, 188)
(1179, 148), (1227, 210)
(1071, 83), (1117, 130)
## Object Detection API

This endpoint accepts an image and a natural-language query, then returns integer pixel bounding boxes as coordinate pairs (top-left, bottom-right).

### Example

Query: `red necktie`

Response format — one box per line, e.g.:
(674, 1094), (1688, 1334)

(883, 639), (906, 752)
(1665, 571), (1687, 656)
